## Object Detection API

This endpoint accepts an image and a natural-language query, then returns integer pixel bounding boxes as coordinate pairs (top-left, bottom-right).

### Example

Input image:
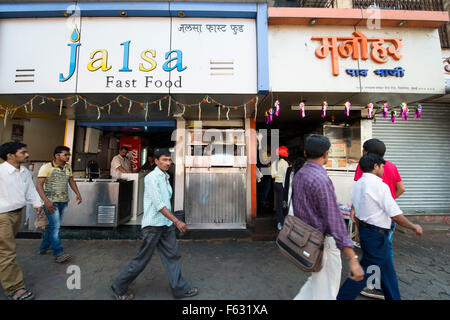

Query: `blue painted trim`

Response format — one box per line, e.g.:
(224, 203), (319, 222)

(0, 2), (257, 19)
(256, 3), (269, 95)
(0, 3), (76, 18)
(78, 121), (175, 127)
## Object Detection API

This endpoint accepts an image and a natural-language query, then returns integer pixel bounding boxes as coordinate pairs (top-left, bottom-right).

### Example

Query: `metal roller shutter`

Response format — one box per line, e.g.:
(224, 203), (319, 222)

(372, 104), (450, 215)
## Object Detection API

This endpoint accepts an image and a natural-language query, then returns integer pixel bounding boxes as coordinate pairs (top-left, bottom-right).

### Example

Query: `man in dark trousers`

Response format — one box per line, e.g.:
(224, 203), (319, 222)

(337, 154), (422, 300)
(111, 148), (198, 300)
(353, 138), (405, 299)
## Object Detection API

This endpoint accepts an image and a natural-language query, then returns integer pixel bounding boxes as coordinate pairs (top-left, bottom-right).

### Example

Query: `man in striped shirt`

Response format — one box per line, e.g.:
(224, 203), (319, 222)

(111, 148), (198, 300)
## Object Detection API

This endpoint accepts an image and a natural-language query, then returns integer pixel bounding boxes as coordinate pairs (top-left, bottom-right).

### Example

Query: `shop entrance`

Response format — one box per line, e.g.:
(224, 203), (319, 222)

(66, 121), (176, 227)
(255, 108), (362, 231)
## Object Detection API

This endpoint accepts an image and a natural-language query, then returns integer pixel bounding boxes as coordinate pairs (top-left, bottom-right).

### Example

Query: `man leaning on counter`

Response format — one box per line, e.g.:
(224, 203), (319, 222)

(110, 147), (132, 179)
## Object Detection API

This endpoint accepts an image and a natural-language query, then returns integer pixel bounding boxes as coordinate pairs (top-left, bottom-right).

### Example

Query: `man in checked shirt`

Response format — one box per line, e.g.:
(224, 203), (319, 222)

(292, 135), (364, 300)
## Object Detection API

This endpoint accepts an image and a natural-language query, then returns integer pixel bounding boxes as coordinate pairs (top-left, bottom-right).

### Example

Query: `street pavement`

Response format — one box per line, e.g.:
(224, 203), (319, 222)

(0, 226), (449, 300)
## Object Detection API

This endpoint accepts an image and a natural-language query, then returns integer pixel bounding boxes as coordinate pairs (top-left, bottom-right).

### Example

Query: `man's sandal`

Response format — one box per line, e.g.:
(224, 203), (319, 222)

(7, 289), (35, 300)
(110, 286), (134, 300)
(55, 253), (72, 263)
(174, 287), (199, 299)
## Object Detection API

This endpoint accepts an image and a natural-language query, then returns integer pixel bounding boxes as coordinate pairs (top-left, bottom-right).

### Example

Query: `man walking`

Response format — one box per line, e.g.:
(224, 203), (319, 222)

(354, 138), (404, 299)
(292, 135), (364, 300)
(36, 146), (82, 263)
(0, 142), (43, 300)
(337, 154), (422, 300)
(111, 148), (198, 300)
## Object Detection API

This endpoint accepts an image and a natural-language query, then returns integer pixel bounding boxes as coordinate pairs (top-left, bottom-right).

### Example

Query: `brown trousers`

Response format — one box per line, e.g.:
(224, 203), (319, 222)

(0, 210), (25, 296)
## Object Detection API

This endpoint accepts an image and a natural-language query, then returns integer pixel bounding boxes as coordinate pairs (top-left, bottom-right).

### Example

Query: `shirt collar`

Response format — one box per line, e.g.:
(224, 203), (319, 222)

(362, 172), (383, 181)
(52, 161), (68, 169)
(4, 161), (24, 174)
(305, 161), (326, 171)
(154, 166), (169, 177)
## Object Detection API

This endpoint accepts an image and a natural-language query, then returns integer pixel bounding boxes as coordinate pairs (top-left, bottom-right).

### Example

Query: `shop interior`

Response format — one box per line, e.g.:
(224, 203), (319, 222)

(255, 96), (363, 219)
(69, 122), (176, 226)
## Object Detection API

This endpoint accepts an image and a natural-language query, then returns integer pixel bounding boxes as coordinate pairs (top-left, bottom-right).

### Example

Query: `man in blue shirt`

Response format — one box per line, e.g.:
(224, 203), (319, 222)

(111, 148), (198, 300)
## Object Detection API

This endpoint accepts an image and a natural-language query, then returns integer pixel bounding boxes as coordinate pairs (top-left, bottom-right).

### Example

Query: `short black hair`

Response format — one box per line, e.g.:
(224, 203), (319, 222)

(294, 156), (306, 174)
(363, 139), (386, 157)
(359, 154), (386, 173)
(119, 146), (128, 151)
(304, 135), (331, 159)
(154, 148), (171, 160)
(54, 146), (70, 157)
(0, 142), (27, 161)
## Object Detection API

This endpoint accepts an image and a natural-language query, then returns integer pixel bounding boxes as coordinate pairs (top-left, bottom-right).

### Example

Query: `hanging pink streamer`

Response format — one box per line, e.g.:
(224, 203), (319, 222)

(415, 105), (422, 119)
(401, 103), (409, 121)
(321, 101), (327, 118)
(274, 100), (280, 117)
(300, 102), (305, 118)
(344, 101), (351, 117)
(367, 103), (374, 119)
(382, 103), (389, 119)
(391, 110), (397, 123)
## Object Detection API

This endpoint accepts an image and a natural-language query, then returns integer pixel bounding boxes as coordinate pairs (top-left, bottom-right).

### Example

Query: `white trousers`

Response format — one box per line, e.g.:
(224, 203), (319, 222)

(293, 236), (342, 300)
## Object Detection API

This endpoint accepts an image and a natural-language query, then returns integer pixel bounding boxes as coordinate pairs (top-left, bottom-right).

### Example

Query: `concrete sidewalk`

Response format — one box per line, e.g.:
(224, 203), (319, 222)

(1, 228), (449, 300)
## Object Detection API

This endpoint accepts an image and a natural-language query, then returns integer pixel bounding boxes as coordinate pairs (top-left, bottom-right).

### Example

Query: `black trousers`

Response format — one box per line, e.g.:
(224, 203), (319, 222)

(112, 225), (191, 297)
(275, 182), (285, 225)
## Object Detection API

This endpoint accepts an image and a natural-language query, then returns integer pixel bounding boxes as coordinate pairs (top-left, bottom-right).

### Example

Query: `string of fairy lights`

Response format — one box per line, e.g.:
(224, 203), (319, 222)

(1, 94), (423, 125)
(0, 94), (260, 125)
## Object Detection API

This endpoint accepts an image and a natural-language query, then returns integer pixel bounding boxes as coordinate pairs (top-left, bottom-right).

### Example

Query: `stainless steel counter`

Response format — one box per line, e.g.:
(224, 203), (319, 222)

(61, 179), (133, 227)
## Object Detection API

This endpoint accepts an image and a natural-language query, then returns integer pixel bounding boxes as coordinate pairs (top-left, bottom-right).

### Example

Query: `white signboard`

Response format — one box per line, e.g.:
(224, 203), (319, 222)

(269, 25), (445, 94)
(0, 17), (257, 94)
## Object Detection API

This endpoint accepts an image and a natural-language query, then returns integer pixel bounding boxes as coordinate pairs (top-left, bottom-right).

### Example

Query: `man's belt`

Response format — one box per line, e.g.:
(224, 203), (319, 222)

(359, 220), (390, 235)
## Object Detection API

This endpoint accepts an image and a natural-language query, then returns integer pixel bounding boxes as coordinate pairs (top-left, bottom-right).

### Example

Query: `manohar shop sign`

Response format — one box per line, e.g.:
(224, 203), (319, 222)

(269, 25), (445, 93)
(0, 17), (257, 94)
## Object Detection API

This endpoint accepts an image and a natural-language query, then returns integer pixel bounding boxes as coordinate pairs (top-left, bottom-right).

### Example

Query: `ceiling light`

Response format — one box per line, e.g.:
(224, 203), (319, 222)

(310, 19), (317, 25)
(398, 20), (406, 27)
(178, 11), (185, 18)
(120, 11), (127, 17)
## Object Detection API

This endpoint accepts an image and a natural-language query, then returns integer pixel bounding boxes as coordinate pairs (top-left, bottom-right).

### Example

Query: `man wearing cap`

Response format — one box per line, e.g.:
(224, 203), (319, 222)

(271, 146), (289, 230)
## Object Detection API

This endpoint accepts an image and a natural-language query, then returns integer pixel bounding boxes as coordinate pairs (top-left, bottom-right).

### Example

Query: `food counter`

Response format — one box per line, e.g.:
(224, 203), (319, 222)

(61, 178), (133, 227)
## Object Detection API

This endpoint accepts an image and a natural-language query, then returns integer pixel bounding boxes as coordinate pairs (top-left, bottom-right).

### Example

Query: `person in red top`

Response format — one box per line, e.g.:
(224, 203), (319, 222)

(354, 139), (405, 199)
(353, 138), (405, 300)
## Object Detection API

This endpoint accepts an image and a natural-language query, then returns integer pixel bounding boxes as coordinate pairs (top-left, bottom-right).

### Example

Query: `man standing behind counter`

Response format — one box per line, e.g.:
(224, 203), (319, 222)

(110, 146), (132, 179)
(111, 148), (198, 300)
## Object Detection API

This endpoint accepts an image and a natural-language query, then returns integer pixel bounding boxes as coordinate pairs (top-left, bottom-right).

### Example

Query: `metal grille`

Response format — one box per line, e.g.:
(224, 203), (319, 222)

(185, 171), (247, 229)
(372, 104), (450, 214)
(97, 205), (116, 224)
(352, 0), (449, 47)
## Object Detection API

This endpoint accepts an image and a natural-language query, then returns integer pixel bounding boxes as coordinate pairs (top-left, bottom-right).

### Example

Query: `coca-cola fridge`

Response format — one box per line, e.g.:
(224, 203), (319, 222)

(120, 136), (141, 171)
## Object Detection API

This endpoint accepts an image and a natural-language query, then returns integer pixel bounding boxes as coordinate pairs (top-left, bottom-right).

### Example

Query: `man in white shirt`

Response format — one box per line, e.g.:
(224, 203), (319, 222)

(271, 146), (289, 230)
(110, 146), (132, 179)
(337, 154), (423, 300)
(0, 142), (44, 300)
